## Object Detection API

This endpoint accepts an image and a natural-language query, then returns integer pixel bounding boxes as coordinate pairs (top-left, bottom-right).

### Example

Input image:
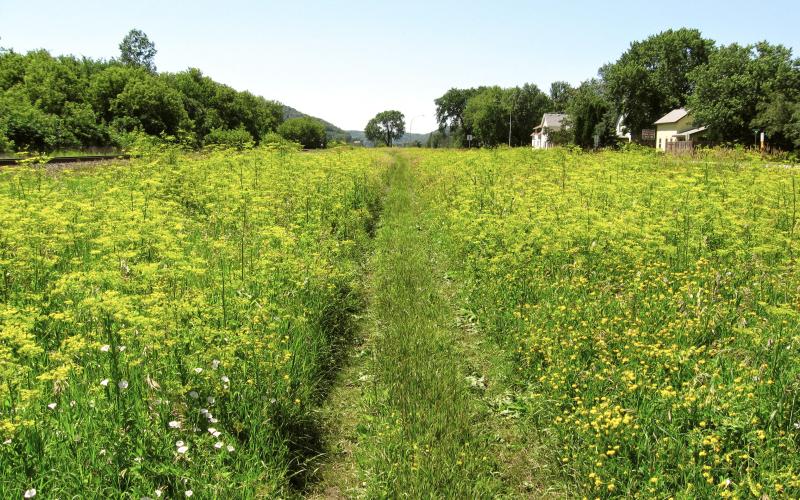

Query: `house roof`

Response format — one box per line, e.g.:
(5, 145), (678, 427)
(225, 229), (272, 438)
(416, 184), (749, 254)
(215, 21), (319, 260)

(674, 126), (707, 137)
(654, 108), (689, 125)
(531, 113), (568, 134)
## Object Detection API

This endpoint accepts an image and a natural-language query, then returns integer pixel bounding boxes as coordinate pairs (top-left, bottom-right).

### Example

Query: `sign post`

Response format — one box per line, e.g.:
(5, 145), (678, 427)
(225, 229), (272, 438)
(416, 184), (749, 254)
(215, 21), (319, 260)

(467, 134), (473, 148)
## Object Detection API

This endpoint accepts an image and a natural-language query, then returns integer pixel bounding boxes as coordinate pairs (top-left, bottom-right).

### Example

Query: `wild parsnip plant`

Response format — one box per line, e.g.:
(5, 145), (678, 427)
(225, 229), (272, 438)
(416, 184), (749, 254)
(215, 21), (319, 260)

(415, 147), (800, 498)
(0, 147), (385, 497)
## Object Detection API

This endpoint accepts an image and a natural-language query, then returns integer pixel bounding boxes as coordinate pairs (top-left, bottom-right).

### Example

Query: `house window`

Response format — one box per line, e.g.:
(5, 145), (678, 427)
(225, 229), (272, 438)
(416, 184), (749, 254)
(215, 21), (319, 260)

(658, 138), (662, 149)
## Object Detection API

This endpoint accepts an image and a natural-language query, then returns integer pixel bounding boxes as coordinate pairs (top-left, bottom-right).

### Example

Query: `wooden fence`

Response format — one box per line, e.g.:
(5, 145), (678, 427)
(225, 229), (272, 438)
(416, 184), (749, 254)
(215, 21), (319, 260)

(665, 141), (694, 154)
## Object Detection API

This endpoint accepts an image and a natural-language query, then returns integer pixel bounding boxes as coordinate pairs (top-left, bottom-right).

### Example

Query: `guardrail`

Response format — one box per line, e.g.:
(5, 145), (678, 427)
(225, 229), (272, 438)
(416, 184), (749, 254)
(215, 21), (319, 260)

(0, 154), (131, 167)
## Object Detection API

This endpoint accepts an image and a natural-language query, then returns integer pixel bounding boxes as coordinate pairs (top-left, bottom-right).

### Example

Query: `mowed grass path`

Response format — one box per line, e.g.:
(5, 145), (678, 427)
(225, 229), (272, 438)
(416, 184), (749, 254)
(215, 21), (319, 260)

(343, 152), (502, 497)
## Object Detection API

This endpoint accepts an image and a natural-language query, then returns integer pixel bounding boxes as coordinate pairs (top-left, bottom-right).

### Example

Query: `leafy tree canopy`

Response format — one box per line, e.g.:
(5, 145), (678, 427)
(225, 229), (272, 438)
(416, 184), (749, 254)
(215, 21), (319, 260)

(689, 42), (800, 145)
(365, 110), (405, 147)
(277, 116), (327, 149)
(119, 29), (157, 72)
(602, 28), (714, 139)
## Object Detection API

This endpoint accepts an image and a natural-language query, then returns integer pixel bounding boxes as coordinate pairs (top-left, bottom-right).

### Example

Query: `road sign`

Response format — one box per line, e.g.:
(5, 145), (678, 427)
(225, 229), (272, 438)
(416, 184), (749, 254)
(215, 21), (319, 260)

(641, 129), (656, 140)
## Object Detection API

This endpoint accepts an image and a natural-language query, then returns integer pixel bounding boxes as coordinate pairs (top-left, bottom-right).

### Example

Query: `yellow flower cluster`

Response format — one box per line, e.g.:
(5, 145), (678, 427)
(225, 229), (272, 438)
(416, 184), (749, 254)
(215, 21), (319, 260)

(0, 147), (386, 496)
(417, 147), (800, 498)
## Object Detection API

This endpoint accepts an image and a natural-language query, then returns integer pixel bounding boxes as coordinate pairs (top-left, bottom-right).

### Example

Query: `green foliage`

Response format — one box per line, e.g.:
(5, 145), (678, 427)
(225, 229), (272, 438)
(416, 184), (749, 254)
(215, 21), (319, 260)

(260, 131), (302, 152)
(0, 88), (62, 151)
(689, 42), (800, 145)
(434, 87), (480, 146)
(365, 110), (405, 147)
(119, 29), (157, 72)
(463, 86), (508, 147)
(110, 75), (190, 137)
(0, 45), (285, 153)
(277, 117), (327, 149)
(549, 81), (574, 113)
(602, 28), (714, 139)
(203, 126), (254, 150)
(0, 122), (14, 153)
(462, 85), (551, 147)
(566, 79), (617, 148)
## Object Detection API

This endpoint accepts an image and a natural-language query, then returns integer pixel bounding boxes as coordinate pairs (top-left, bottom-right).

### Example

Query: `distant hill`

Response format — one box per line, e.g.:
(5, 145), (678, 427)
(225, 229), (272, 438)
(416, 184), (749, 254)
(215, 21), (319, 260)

(281, 105), (351, 142)
(281, 106), (432, 146)
(347, 130), (433, 147)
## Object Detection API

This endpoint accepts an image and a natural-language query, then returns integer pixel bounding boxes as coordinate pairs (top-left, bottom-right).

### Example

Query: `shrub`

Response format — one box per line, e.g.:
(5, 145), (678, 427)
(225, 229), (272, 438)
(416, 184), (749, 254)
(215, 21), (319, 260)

(203, 126), (254, 151)
(276, 117), (327, 149)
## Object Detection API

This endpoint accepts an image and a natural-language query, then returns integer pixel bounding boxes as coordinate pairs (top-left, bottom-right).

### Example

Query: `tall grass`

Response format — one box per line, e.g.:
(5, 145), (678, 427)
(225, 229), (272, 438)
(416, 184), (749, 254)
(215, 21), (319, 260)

(355, 152), (501, 497)
(0, 147), (384, 497)
(415, 147), (800, 498)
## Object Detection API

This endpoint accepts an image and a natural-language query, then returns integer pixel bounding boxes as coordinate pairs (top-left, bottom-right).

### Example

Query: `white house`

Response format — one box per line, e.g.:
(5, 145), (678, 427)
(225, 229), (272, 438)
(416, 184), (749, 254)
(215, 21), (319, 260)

(615, 115), (631, 142)
(531, 113), (567, 149)
(654, 108), (708, 151)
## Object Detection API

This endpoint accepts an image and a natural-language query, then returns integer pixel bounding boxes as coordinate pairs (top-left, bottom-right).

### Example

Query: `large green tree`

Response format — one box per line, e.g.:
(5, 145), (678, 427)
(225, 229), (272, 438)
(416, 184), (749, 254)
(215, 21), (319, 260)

(689, 42), (800, 145)
(119, 29), (157, 72)
(434, 87), (480, 146)
(566, 79), (618, 148)
(365, 110), (405, 147)
(462, 85), (550, 147)
(602, 28), (713, 139)
(277, 116), (327, 148)
(549, 81), (574, 113)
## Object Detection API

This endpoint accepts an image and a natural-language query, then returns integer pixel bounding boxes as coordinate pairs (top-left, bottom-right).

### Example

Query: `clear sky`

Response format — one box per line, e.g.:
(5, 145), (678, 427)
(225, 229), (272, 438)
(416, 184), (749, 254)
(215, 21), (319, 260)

(1, 1), (798, 133)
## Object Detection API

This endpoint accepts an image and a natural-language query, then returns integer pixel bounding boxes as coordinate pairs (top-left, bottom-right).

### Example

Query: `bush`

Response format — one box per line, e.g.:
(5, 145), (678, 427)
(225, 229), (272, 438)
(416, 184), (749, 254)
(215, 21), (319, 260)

(260, 131), (302, 152)
(277, 117), (327, 149)
(203, 126), (254, 151)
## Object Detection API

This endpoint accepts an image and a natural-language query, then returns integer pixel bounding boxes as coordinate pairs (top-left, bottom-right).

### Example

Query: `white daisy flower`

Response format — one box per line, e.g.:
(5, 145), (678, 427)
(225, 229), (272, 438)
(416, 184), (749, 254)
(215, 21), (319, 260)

(226, 445), (235, 452)
(212, 359), (220, 370)
(214, 441), (223, 449)
(193, 367), (202, 374)
(207, 427), (217, 435)
(100, 344), (110, 352)
(184, 491), (193, 497)
(118, 380), (129, 389)
(23, 488), (36, 498)
(100, 379), (110, 387)
(220, 376), (230, 384)
(168, 421), (181, 429)
(207, 396), (215, 404)
(177, 445), (188, 454)
(118, 345), (126, 352)
(47, 403), (57, 410)
(189, 391), (199, 399)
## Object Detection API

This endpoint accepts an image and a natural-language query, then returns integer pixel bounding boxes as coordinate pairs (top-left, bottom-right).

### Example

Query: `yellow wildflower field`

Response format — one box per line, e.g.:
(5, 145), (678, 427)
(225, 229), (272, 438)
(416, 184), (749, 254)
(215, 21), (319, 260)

(0, 147), (386, 497)
(416, 147), (800, 498)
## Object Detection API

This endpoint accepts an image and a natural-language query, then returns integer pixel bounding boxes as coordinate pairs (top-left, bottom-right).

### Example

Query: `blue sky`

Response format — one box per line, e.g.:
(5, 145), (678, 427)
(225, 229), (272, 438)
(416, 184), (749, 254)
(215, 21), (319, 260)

(1, 0), (799, 132)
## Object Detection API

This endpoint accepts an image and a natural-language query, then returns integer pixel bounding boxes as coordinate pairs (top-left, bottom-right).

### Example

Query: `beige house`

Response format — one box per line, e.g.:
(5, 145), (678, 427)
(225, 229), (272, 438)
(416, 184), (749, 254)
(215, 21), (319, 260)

(654, 108), (708, 151)
(531, 113), (567, 149)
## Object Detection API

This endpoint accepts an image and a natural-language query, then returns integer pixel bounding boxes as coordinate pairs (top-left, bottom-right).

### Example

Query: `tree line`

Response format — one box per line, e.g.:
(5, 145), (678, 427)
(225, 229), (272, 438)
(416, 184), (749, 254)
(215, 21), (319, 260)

(431, 28), (800, 150)
(0, 30), (329, 153)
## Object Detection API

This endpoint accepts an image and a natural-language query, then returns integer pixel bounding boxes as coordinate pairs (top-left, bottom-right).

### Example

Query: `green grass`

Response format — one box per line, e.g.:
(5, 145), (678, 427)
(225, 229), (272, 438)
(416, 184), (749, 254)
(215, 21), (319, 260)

(353, 151), (502, 497)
